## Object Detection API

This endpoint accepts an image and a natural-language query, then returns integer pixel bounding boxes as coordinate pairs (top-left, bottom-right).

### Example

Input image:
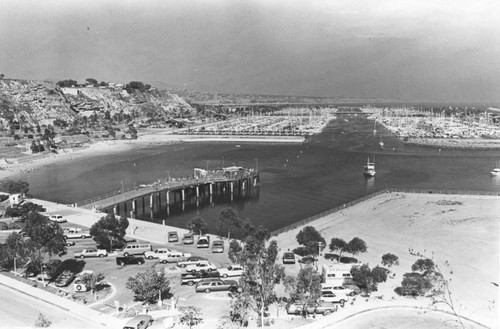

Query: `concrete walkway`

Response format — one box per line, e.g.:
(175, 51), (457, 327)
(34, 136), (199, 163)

(0, 274), (123, 328)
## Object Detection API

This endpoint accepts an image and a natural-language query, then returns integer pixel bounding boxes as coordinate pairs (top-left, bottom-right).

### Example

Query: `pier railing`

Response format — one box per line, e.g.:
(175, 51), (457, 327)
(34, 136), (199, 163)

(76, 170), (258, 208)
(269, 188), (500, 236)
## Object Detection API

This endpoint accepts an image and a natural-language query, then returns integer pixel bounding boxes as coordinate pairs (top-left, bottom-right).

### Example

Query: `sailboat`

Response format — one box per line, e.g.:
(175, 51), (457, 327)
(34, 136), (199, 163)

(491, 161), (500, 176)
(363, 157), (376, 177)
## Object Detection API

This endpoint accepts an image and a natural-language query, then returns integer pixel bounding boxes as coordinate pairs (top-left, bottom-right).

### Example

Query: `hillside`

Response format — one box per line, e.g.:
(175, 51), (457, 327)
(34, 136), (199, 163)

(0, 79), (194, 129)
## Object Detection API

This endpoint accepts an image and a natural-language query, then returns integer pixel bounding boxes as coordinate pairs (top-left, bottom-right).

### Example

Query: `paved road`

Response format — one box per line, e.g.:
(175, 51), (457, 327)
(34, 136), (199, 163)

(0, 283), (100, 328)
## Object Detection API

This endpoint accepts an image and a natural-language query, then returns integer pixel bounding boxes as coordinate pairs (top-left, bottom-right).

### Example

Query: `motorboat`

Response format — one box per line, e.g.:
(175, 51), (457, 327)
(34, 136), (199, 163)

(363, 157), (376, 177)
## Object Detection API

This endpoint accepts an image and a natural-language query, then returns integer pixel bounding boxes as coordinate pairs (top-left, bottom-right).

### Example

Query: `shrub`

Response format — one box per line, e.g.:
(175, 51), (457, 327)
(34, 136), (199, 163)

(0, 222), (8, 230)
(396, 272), (432, 296)
(381, 253), (399, 267)
(292, 246), (310, 257)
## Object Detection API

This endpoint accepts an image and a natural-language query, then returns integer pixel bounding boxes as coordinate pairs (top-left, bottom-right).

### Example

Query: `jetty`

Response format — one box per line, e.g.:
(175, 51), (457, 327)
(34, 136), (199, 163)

(76, 167), (259, 219)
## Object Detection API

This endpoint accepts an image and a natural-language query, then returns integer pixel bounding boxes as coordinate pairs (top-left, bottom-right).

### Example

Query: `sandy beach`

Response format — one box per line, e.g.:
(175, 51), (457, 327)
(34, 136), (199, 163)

(274, 192), (499, 328)
(0, 130), (305, 183)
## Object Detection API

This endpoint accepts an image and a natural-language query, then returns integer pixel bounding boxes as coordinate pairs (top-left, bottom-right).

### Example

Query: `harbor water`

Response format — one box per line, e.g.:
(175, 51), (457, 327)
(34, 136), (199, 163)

(27, 116), (500, 233)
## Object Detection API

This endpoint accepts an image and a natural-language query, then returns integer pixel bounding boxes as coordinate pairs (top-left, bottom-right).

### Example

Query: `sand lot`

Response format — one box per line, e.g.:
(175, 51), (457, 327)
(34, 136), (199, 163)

(275, 192), (499, 328)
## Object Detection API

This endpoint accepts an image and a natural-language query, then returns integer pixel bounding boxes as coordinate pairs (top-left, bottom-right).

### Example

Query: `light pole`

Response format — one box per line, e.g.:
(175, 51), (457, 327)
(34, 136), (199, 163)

(206, 160), (210, 172)
(121, 180), (124, 200)
(255, 158), (259, 171)
(222, 156), (224, 169)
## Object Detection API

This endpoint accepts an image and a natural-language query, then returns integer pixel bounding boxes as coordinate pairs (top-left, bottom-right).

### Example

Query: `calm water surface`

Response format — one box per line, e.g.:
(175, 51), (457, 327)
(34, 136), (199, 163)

(27, 116), (500, 232)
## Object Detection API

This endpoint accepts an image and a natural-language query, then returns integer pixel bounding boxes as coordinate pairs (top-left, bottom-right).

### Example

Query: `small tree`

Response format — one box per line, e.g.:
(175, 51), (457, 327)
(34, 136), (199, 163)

(350, 264), (386, 294)
(22, 212), (67, 271)
(34, 313), (52, 327)
(411, 258), (435, 274)
(186, 216), (208, 236)
(228, 239), (243, 264)
(296, 226), (325, 256)
(293, 266), (322, 304)
(346, 237), (367, 257)
(329, 238), (347, 261)
(81, 272), (106, 300)
(179, 306), (203, 329)
(90, 214), (129, 251)
(216, 208), (241, 239)
(381, 253), (399, 267)
(397, 272), (432, 296)
(126, 268), (171, 304)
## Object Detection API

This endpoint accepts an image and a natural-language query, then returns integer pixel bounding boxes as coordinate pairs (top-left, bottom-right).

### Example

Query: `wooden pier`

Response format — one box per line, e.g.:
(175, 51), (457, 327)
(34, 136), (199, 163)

(77, 167), (259, 219)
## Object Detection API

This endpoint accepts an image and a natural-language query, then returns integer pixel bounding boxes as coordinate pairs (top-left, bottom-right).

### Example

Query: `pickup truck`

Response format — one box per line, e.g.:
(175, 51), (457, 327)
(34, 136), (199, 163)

(217, 265), (244, 278)
(74, 249), (108, 259)
(116, 255), (145, 266)
(157, 251), (192, 264)
(64, 228), (92, 239)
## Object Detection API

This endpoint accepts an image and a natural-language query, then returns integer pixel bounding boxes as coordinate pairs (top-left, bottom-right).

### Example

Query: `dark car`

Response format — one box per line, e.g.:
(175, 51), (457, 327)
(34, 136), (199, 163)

(298, 256), (318, 264)
(55, 270), (76, 287)
(181, 271), (220, 286)
(116, 255), (145, 266)
(282, 252), (296, 264)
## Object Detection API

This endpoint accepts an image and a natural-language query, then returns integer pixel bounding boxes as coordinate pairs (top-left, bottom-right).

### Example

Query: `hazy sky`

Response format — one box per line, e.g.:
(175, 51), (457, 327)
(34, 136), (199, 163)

(1, 0), (499, 102)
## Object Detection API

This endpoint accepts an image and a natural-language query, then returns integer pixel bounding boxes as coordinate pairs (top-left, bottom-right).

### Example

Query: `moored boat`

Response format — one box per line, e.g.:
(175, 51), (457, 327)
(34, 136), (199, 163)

(363, 157), (376, 177)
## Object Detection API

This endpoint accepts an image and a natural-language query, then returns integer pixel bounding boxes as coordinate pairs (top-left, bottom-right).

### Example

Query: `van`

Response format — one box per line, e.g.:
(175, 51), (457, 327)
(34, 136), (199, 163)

(122, 243), (152, 256)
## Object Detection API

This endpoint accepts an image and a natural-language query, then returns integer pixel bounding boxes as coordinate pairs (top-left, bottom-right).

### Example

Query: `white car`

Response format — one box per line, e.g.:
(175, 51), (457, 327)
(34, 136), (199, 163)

(185, 262), (216, 273)
(74, 248), (108, 259)
(319, 292), (348, 305)
(157, 251), (192, 264)
(321, 284), (356, 296)
(177, 256), (208, 268)
(144, 248), (174, 260)
(49, 215), (67, 223)
(217, 265), (244, 278)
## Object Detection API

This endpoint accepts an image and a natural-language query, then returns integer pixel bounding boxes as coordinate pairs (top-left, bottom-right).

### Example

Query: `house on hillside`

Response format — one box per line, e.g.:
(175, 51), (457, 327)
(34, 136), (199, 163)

(9, 193), (24, 206)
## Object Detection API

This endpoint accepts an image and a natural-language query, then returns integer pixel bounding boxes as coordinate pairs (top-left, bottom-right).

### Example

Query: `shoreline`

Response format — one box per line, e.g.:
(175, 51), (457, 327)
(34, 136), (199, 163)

(1, 127), (498, 186)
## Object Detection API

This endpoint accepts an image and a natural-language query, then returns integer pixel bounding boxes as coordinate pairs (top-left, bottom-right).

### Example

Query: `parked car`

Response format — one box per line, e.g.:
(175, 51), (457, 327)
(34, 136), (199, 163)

(286, 301), (339, 316)
(217, 265), (244, 278)
(181, 271), (220, 286)
(298, 256), (317, 264)
(65, 240), (76, 246)
(177, 256), (208, 268)
(121, 243), (152, 256)
(167, 231), (179, 243)
(182, 233), (194, 244)
(36, 272), (52, 282)
(144, 248), (174, 260)
(157, 251), (192, 264)
(55, 270), (76, 287)
(63, 228), (92, 239)
(282, 252), (296, 264)
(49, 215), (67, 223)
(122, 314), (153, 329)
(195, 279), (242, 293)
(196, 236), (210, 248)
(211, 240), (224, 253)
(74, 249), (108, 259)
(116, 255), (146, 266)
(321, 284), (357, 297)
(185, 262), (216, 273)
(319, 292), (348, 305)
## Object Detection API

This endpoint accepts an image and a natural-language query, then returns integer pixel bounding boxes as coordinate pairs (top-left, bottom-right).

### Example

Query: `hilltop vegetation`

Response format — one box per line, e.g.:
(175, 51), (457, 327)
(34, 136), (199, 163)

(0, 77), (194, 137)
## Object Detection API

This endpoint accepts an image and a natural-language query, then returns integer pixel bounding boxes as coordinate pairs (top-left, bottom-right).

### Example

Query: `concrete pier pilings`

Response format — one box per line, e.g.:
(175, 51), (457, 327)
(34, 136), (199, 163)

(84, 169), (260, 221)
